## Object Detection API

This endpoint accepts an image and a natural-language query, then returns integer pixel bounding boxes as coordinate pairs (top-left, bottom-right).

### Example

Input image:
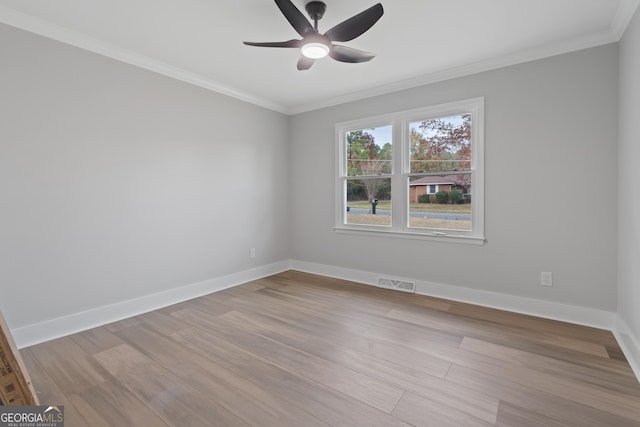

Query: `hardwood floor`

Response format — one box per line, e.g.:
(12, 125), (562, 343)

(21, 271), (640, 426)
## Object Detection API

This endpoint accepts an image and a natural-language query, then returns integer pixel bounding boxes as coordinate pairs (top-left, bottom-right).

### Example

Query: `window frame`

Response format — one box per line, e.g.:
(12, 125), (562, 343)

(335, 97), (485, 245)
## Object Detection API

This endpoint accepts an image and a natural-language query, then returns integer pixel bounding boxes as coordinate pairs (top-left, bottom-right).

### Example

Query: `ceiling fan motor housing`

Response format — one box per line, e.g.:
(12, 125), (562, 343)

(305, 1), (327, 21)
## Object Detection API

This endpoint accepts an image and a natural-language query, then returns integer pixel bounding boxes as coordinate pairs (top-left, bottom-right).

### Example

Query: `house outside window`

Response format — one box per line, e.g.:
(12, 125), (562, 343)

(335, 97), (484, 244)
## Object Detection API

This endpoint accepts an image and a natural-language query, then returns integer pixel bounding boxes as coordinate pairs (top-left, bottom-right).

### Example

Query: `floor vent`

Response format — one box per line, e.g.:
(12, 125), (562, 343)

(377, 277), (416, 293)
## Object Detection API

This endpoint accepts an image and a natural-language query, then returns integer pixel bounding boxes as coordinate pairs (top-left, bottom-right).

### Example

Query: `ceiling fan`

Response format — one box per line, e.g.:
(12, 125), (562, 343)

(243, 0), (384, 71)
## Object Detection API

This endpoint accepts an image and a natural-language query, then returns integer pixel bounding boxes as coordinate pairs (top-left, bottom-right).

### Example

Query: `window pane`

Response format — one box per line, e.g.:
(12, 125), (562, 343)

(346, 178), (391, 226)
(408, 175), (471, 231)
(346, 126), (392, 177)
(409, 114), (471, 173)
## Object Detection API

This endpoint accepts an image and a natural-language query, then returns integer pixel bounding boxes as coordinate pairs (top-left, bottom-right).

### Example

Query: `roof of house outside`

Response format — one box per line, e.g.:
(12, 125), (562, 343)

(409, 175), (466, 186)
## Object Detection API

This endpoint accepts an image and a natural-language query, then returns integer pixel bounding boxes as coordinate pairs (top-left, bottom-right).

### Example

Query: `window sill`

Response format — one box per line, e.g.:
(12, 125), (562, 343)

(333, 226), (486, 245)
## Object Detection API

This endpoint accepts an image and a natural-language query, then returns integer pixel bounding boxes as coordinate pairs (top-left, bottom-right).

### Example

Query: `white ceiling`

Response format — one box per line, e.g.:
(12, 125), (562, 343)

(1, 0), (638, 114)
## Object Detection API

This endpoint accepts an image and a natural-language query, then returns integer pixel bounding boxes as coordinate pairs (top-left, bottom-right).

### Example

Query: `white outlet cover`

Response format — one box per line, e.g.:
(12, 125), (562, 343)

(541, 272), (553, 286)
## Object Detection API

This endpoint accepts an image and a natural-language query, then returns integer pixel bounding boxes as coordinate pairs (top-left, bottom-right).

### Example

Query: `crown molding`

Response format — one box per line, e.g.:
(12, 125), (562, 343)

(0, 5), (289, 114)
(612, 0), (640, 40)
(286, 27), (622, 115)
(287, 0), (640, 114)
(2, 1), (638, 116)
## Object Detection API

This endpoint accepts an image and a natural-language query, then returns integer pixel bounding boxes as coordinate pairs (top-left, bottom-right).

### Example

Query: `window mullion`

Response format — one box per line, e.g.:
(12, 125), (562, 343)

(391, 119), (405, 231)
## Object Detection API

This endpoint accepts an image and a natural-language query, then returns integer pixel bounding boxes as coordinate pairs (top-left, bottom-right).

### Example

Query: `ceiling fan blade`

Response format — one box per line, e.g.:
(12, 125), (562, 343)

(243, 40), (302, 48)
(324, 3), (383, 42)
(275, 0), (315, 37)
(329, 45), (376, 63)
(297, 56), (315, 71)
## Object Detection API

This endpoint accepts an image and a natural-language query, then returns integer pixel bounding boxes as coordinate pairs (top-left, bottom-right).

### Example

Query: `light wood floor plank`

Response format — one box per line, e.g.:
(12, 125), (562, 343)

(20, 348), (91, 427)
(224, 291), (374, 335)
(446, 364), (640, 427)
(112, 320), (331, 427)
(70, 326), (126, 355)
(93, 343), (251, 427)
(452, 344), (640, 420)
(220, 308), (452, 379)
(218, 309), (500, 424)
(68, 380), (170, 427)
(446, 301), (619, 346)
(461, 336), (640, 395)
(103, 317), (141, 333)
(495, 401), (572, 427)
(171, 327), (411, 427)
(392, 390), (495, 427)
(387, 308), (611, 358)
(171, 307), (405, 414)
(27, 336), (109, 395)
(368, 317), (640, 421)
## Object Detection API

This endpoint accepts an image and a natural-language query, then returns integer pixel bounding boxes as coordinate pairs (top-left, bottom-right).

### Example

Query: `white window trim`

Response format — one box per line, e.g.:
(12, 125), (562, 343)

(335, 97), (485, 245)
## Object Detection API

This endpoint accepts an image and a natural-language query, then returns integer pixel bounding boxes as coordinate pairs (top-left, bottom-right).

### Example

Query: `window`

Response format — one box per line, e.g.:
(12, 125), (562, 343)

(344, 125), (393, 226)
(335, 98), (484, 244)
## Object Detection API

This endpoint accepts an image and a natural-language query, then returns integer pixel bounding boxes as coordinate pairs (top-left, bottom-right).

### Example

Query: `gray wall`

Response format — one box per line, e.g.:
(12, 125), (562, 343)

(0, 20), (625, 335)
(0, 23), (291, 329)
(290, 44), (619, 311)
(618, 8), (640, 348)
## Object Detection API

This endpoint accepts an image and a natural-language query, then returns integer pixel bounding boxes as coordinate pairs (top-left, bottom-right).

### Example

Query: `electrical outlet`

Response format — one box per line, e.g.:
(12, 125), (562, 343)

(541, 271), (553, 287)
(250, 248), (256, 259)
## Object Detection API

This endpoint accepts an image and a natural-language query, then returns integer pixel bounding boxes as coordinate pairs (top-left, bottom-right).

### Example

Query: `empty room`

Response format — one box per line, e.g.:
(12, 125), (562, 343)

(1, 0), (640, 425)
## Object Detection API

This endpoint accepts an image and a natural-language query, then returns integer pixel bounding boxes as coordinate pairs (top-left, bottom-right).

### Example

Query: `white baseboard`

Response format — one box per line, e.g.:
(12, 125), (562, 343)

(613, 315), (640, 380)
(290, 260), (616, 331)
(12, 260), (292, 348)
(13, 257), (634, 382)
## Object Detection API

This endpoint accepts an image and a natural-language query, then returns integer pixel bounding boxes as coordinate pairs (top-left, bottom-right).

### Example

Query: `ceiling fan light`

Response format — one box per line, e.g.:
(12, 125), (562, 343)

(301, 42), (330, 59)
